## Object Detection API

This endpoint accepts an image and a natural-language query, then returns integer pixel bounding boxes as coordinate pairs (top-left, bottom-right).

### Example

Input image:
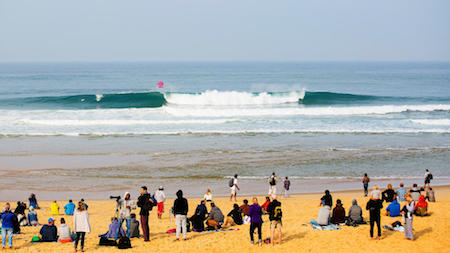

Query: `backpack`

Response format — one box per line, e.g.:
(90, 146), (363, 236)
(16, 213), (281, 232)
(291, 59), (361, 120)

(117, 235), (132, 249)
(273, 206), (282, 219)
(270, 177), (276, 186)
(429, 174), (433, 180)
(228, 178), (234, 187)
(99, 237), (117, 247)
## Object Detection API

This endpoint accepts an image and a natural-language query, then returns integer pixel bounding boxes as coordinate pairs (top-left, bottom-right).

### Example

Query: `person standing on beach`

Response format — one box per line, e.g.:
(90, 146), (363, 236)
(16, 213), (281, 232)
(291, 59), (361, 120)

(119, 192), (136, 237)
(137, 186), (153, 242)
(362, 173), (370, 197)
(155, 186), (166, 219)
(248, 197), (263, 246)
(283, 177), (291, 198)
(402, 193), (415, 240)
(267, 198), (282, 246)
(268, 172), (278, 198)
(366, 198), (383, 240)
(173, 190), (188, 241)
(73, 201), (91, 252)
(229, 174), (240, 202)
(1, 203), (17, 249)
(424, 169), (432, 188)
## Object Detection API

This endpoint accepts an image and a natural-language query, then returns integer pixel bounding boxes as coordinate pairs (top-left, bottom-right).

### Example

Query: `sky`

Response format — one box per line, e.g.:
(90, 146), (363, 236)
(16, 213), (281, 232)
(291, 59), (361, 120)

(0, 0), (449, 62)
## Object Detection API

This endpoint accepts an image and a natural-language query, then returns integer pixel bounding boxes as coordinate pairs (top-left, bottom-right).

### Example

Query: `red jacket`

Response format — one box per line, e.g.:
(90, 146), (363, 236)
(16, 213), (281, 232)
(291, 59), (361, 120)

(415, 195), (428, 210)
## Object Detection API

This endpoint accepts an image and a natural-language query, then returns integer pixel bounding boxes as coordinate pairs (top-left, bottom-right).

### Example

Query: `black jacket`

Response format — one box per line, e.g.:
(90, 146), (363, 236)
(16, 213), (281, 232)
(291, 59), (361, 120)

(40, 224), (58, 242)
(173, 190), (188, 215)
(267, 200), (282, 221)
(366, 199), (383, 218)
(137, 193), (152, 216)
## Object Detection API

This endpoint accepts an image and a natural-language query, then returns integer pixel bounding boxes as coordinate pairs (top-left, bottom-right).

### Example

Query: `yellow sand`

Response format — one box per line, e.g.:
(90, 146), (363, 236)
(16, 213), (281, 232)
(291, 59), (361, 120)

(2, 186), (449, 253)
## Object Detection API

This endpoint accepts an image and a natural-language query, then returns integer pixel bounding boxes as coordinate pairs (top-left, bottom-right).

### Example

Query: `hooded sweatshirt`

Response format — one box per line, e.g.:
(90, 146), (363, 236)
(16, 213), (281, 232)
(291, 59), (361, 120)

(331, 203), (345, 224)
(386, 199), (401, 217)
(173, 190), (188, 215)
(415, 195), (428, 210)
(58, 223), (71, 239)
(317, 206), (331, 225)
(348, 199), (363, 221)
(119, 192), (136, 220)
(208, 206), (224, 223)
(248, 204), (263, 224)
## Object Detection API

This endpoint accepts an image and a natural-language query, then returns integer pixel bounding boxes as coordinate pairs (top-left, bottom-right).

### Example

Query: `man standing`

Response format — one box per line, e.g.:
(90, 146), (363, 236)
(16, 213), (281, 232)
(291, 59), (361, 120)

(283, 177), (291, 198)
(173, 190), (188, 241)
(155, 186), (166, 219)
(268, 172), (278, 198)
(362, 173), (370, 197)
(1, 203), (17, 249)
(137, 186), (153, 241)
(229, 174), (240, 202)
(424, 169), (432, 188)
(267, 198), (282, 246)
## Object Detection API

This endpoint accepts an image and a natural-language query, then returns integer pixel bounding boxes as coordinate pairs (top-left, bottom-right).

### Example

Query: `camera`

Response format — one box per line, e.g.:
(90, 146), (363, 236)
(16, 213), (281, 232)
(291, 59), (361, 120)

(110, 196), (121, 202)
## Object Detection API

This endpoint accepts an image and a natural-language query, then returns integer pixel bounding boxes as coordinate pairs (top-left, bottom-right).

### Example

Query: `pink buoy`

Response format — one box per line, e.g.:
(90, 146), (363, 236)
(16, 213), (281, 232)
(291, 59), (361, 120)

(157, 81), (164, 88)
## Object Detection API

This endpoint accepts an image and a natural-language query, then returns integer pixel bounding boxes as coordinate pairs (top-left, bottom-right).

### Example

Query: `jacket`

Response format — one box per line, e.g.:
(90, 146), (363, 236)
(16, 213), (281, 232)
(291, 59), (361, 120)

(396, 188), (407, 202)
(267, 199), (281, 221)
(50, 203), (60, 215)
(137, 193), (152, 216)
(321, 194), (333, 207)
(317, 206), (331, 225)
(64, 202), (75, 215)
(348, 199), (363, 221)
(239, 204), (250, 216)
(28, 211), (38, 225)
(248, 204), (263, 223)
(386, 200), (401, 217)
(415, 195), (428, 210)
(119, 192), (136, 219)
(382, 189), (396, 202)
(366, 199), (383, 219)
(331, 204), (346, 224)
(195, 204), (207, 219)
(155, 190), (166, 203)
(173, 190), (188, 215)
(227, 209), (243, 225)
(58, 224), (71, 239)
(208, 206), (224, 223)
(73, 209), (91, 233)
(129, 215), (140, 238)
(410, 187), (422, 202)
(40, 224), (58, 242)
(1, 211), (17, 229)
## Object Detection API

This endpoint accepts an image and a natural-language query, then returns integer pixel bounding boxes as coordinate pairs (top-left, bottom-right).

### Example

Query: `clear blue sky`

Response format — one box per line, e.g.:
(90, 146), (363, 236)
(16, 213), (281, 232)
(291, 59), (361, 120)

(1, 0), (449, 62)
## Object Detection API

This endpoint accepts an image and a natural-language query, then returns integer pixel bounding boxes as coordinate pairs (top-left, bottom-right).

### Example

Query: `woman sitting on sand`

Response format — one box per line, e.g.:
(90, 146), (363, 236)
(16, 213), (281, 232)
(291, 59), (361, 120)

(415, 195), (428, 216)
(248, 197), (263, 246)
(58, 218), (72, 243)
(204, 189), (213, 202)
(330, 199), (345, 224)
(320, 190), (333, 207)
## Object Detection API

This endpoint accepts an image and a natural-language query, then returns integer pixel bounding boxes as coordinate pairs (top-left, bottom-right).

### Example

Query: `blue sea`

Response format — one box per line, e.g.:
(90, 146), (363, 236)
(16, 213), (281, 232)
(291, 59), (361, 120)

(0, 62), (449, 199)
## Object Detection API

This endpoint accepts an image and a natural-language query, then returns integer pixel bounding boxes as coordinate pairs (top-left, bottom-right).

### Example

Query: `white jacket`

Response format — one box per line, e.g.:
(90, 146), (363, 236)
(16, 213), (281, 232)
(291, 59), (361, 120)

(59, 223), (71, 239)
(155, 190), (166, 203)
(119, 192), (136, 219)
(73, 209), (91, 233)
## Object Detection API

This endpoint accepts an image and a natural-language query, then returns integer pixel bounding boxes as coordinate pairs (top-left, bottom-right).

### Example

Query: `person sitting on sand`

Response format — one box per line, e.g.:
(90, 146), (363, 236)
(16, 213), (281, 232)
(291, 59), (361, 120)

(415, 195), (428, 216)
(248, 197), (263, 246)
(102, 217), (125, 239)
(395, 183), (407, 202)
(267, 198), (282, 246)
(64, 200), (76, 215)
(409, 184), (422, 202)
(58, 218), (72, 243)
(261, 196), (271, 214)
(347, 199), (363, 223)
(385, 199), (401, 217)
(39, 218), (58, 242)
(204, 189), (213, 202)
(240, 199), (251, 224)
(190, 200), (207, 232)
(320, 190), (333, 207)
(331, 199), (346, 224)
(206, 202), (224, 230)
(224, 203), (243, 227)
(366, 198), (383, 240)
(425, 187), (435, 202)
(129, 213), (140, 238)
(402, 193), (415, 240)
(28, 206), (39, 226)
(29, 193), (39, 209)
(382, 184), (396, 203)
(317, 205), (331, 226)
(80, 199), (88, 210)
(370, 185), (381, 200)
(50, 200), (60, 216)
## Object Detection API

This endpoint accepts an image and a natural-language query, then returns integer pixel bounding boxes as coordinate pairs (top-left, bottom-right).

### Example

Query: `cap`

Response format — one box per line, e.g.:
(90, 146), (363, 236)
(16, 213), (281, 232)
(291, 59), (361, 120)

(48, 217), (55, 223)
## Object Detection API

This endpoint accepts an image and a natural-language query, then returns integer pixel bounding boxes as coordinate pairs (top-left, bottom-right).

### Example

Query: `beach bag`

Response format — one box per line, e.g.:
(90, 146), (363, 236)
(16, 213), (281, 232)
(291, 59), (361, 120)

(228, 178), (234, 187)
(99, 237), (117, 246)
(31, 236), (40, 242)
(117, 235), (132, 249)
(273, 206), (282, 219)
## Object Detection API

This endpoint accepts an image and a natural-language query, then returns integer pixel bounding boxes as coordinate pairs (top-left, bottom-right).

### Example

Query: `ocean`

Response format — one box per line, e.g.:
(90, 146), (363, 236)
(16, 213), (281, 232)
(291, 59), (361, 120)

(0, 62), (449, 200)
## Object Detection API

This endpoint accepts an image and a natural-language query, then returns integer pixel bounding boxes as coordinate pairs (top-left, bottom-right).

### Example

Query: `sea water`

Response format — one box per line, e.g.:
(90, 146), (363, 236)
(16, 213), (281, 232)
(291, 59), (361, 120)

(0, 62), (449, 199)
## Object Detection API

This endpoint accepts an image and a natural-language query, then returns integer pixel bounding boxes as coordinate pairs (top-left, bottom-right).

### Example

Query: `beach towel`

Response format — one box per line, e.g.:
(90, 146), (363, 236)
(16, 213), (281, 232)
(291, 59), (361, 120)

(309, 220), (341, 230)
(383, 225), (404, 232)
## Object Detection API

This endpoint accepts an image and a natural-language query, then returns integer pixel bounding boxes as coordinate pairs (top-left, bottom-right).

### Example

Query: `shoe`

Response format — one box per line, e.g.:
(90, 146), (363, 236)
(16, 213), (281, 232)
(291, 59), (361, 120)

(174, 239), (180, 242)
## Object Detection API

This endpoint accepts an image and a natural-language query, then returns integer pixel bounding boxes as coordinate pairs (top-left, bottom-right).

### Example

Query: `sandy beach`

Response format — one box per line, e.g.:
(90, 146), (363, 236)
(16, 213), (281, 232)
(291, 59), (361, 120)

(1, 186), (449, 253)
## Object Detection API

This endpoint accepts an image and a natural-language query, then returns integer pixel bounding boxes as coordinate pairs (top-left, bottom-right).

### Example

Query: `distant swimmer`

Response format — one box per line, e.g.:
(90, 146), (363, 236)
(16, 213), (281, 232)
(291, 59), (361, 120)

(157, 81), (164, 88)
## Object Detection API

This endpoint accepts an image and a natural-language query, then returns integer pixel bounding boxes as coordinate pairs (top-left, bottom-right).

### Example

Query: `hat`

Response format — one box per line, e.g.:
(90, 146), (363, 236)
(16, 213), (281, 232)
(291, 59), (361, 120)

(48, 217), (55, 223)
(29, 206), (34, 211)
(159, 186), (164, 190)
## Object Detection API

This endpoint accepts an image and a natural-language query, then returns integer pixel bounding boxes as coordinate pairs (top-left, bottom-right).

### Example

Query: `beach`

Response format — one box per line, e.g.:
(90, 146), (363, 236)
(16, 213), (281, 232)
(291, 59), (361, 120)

(2, 186), (449, 253)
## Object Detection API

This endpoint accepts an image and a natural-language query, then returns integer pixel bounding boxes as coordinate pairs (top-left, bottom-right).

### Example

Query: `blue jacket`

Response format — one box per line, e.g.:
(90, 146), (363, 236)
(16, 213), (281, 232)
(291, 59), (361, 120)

(1, 212), (16, 229)
(386, 200), (401, 217)
(64, 202), (76, 215)
(28, 211), (38, 223)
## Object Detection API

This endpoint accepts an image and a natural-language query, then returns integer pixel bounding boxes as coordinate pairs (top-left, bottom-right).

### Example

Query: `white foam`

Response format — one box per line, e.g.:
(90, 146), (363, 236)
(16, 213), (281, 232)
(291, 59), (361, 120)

(165, 90), (305, 106)
(95, 94), (103, 102)
(411, 119), (450, 126)
(19, 119), (234, 126)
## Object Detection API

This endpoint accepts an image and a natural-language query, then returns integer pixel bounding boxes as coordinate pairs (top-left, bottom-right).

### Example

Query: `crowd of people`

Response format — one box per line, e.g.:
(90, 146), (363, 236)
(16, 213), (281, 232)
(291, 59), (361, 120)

(0, 169), (438, 250)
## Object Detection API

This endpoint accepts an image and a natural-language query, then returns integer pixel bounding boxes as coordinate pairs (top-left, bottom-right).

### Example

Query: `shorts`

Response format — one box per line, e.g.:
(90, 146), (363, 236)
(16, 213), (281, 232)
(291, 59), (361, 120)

(268, 185), (277, 196)
(270, 220), (282, 229)
(231, 187), (237, 195)
(424, 178), (430, 184)
(157, 202), (164, 213)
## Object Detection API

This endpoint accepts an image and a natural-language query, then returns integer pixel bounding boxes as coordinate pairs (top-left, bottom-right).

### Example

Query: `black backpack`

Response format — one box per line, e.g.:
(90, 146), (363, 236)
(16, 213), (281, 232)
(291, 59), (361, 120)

(270, 177), (276, 186)
(99, 237), (117, 247)
(117, 235), (132, 249)
(429, 174), (433, 180)
(228, 178), (234, 187)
